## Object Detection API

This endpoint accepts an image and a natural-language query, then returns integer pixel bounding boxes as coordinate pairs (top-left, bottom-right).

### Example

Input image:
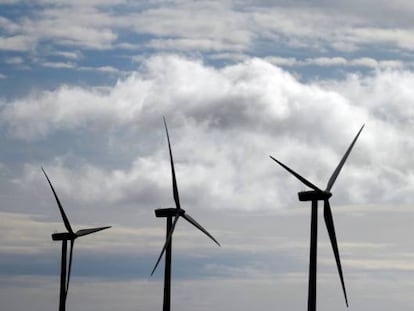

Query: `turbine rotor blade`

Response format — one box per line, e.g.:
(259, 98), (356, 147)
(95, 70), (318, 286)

(326, 124), (364, 192)
(323, 200), (348, 307)
(75, 226), (111, 237)
(163, 117), (181, 210)
(269, 156), (322, 192)
(42, 167), (73, 234)
(65, 239), (75, 300)
(151, 215), (180, 276)
(182, 213), (221, 247)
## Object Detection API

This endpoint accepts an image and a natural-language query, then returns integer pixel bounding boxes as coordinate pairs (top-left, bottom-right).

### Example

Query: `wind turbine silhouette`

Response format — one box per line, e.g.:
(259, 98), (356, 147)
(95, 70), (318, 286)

(151, 118), (221, 311)
(270, 124), (364, 311)
(42, 168), (111, 311)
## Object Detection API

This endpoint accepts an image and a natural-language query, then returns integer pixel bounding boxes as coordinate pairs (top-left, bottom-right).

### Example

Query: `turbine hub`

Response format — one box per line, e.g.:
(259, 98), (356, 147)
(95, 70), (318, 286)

(298, 190), (332, 201)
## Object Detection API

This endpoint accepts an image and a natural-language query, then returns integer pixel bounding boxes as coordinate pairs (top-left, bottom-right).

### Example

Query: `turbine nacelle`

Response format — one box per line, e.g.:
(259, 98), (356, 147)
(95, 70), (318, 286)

(52, 232), (76, 241)
(155, 207), (186, 218)
(298, 190), (332, 201)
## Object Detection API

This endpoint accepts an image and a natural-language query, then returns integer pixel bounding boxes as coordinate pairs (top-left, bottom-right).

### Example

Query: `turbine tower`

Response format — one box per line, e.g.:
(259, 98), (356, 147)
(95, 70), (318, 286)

(270, 125), (364, 311)
(42, 168), (111, 311)
(151, 118), (221, 311)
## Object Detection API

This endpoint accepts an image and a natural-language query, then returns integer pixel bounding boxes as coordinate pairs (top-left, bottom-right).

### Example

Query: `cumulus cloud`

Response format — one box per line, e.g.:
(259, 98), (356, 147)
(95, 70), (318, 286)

(2, 55), (414, 211)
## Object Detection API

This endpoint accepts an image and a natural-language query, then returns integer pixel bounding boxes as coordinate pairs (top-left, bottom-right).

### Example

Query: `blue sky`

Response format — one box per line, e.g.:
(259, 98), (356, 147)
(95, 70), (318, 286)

(2, 1), (414, 310)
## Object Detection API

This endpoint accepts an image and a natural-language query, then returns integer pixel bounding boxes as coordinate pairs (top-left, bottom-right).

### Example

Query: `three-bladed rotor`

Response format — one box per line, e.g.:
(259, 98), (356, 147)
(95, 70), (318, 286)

(269, 124), (364, 307)
(42, 168), (110, 308)
(151, 118), (220, 276)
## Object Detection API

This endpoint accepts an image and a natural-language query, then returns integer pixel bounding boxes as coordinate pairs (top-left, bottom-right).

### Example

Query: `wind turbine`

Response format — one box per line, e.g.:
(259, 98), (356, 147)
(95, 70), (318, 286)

(151, 118), (221, 311)
(270, 125), (364, 311)
(42, 168), (111, 311)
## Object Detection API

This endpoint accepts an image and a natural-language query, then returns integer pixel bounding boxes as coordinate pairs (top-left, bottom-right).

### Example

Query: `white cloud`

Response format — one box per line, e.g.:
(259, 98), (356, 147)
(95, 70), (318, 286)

(5, 56), (24, 65)
(146, 38), (246, 52)
(265, 56), (405, 69)
(33, 6), (117, 49)
(41, 61), (75, 69)
(350, 27), (414, 51)
(0, 4), (117, 52)
(53, 51), (82, 60)
(208, 52), (249, 62)
(0, 35), (35, 51)
(79, 65), (123, 73)
(4, 55), (414, 210)
(2, 1), (414, 58)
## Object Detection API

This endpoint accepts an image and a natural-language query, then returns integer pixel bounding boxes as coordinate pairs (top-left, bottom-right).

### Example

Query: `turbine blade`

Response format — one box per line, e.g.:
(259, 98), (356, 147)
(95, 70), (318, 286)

(151, 215), (180, 276)
(182, 213), (221, 247)
(65, 239), (75, 300)
(326, 124), (364, 191)
(75, 226), (111, 237)
(324, 200), (349, 307)
(42, 167), (73, 233)
(163, 117), (181, 210)
(269, 156), (322, 192)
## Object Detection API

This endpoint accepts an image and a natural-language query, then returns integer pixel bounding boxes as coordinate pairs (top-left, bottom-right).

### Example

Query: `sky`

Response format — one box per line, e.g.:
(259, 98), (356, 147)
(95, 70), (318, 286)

(1, 0), (414, 310)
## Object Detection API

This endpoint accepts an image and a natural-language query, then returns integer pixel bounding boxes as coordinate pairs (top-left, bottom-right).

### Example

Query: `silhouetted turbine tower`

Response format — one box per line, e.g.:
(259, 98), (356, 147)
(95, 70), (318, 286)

(270, 125), (364, 311)
(42, 168), (111, 311)
(151, 118), (221, 311)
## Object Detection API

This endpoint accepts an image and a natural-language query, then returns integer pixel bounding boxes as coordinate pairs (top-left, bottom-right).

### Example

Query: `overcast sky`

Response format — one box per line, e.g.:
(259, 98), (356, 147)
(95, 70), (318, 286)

(1, 1), (414, 310)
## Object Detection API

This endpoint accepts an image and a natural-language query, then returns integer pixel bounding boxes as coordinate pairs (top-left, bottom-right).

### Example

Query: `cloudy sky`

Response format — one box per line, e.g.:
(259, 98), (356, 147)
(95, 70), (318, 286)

(1, 1), (414, 310)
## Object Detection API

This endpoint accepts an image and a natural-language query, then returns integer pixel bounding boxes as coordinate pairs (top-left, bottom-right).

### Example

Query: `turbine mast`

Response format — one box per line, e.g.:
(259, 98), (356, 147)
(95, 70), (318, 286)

(308, 200), (318, 311)
(154, 209), (176, 311)
(59, 240), (67, 311)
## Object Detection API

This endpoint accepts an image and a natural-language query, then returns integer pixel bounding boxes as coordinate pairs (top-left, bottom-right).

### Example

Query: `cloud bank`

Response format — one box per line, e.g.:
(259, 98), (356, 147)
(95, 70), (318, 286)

(1, 55), (413, 213)
(3, 0), (414, 56)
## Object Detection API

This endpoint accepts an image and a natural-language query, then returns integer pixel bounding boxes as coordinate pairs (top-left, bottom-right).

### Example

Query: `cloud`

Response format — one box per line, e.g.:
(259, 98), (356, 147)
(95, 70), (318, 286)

(146, 38), (247, 52)
(4, 56), (24, 65)
(3, 203), (414, 310)
(3, 0), (414, 59)
(41, 61), (76, 69)
(52, 51), (82, 60)
(2, 55), (414, 211)
(130, 2), (252, 51)
(0, 4), (117, 52)
(265, 56), (405, 69)
(0, 35), (35, 51)
(79, 65), (123, 74)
